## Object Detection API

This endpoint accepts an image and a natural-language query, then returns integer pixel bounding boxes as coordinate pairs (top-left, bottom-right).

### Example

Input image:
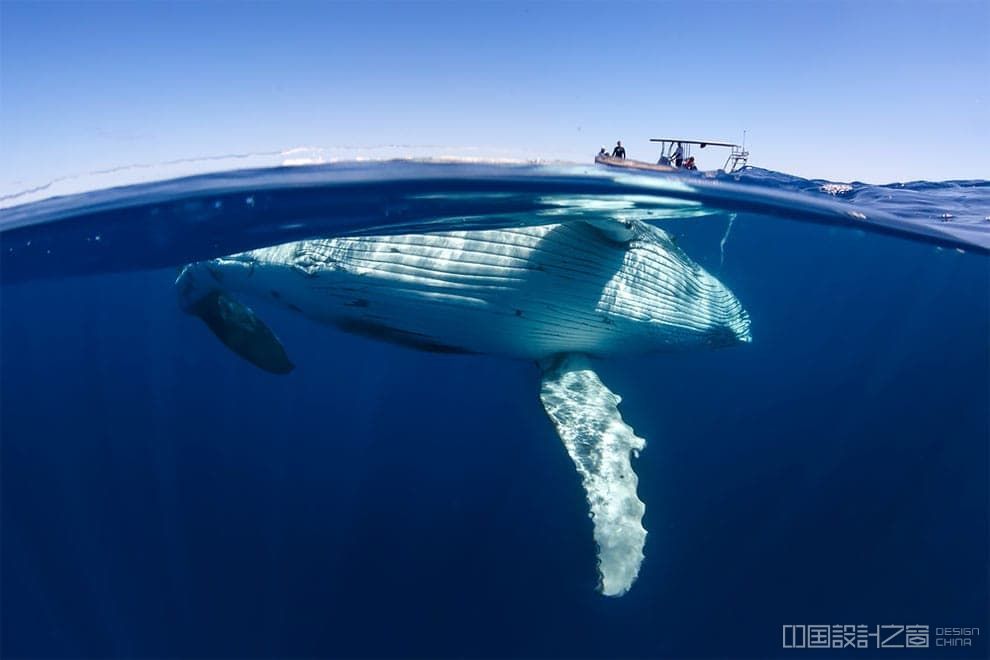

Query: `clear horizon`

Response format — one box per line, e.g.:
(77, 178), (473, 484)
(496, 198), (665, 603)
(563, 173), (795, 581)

(2, 0), (987, 191)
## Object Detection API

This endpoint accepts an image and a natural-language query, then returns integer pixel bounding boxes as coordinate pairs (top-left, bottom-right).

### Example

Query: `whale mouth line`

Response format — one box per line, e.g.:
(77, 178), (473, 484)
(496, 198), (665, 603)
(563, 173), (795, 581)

(334, 317), (475, 355)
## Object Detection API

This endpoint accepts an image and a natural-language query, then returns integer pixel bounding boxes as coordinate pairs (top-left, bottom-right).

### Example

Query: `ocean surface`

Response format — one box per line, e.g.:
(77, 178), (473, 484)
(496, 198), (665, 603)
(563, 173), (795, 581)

(1, 161), (987, 658)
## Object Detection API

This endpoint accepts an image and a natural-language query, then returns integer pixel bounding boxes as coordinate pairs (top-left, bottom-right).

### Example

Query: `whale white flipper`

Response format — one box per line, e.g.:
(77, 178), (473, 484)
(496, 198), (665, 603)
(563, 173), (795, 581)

(539, 354), (647, 597)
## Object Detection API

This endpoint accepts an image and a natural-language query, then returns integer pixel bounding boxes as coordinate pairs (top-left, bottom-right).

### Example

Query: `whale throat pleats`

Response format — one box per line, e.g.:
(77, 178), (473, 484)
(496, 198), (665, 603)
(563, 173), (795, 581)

(539, 354), (647, 597)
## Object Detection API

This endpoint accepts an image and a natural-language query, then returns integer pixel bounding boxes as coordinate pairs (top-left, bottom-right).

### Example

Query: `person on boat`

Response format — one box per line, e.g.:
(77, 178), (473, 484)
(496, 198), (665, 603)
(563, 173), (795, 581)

(598, 146), (609, 158)
(658, 145), (671, 166)
(611, 141), (626, 159)
(673, 142), (684, 168)
(683, 156), (697, 171)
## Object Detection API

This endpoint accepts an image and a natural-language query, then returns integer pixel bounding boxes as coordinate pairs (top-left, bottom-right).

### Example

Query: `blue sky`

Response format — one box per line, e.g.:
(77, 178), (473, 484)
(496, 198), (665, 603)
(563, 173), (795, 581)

(1, 0), (987, 189)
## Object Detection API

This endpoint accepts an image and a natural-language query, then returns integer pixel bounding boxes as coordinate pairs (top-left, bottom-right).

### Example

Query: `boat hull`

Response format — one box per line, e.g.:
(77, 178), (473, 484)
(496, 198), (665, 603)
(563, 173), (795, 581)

(594, 155), (711, 176)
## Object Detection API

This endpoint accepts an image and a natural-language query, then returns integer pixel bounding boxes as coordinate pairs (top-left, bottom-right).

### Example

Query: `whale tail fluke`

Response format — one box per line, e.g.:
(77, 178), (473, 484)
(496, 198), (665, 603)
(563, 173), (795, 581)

(539, 354), (647, 597)
(176, 264), (294, 374)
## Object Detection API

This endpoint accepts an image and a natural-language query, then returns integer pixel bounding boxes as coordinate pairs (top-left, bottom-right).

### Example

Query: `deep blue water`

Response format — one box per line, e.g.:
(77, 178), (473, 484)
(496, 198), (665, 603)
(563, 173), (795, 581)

(1, 162), (987, 657)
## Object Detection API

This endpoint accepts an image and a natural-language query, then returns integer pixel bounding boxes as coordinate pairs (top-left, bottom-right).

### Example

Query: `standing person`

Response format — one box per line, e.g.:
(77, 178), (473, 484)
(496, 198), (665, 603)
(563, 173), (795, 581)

(611, 141), (626, 159)
(673, 142), (684, 168)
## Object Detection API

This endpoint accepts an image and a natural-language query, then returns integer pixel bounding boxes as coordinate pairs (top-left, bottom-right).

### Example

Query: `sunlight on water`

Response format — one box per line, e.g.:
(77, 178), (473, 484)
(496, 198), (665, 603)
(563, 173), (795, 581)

(1, 161), (986, 287)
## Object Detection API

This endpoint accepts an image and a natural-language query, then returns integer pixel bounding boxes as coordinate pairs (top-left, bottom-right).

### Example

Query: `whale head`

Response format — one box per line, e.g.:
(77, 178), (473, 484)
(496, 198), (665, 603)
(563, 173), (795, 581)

(590, 223), (751, 354)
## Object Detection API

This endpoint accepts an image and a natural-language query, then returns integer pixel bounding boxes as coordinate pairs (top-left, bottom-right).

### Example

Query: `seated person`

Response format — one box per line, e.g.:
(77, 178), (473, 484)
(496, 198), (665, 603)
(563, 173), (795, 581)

(598, 147), (609, 158)
(683, 156), (698, 171)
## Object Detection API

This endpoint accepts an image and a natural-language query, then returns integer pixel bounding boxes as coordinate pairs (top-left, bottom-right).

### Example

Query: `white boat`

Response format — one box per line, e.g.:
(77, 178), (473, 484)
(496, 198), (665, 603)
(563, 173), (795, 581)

(596, 137), (749, 175)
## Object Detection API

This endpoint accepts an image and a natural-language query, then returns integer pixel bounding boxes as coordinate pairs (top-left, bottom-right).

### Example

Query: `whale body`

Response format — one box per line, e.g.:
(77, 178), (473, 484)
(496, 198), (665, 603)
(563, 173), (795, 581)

(176, 218), (751, 596)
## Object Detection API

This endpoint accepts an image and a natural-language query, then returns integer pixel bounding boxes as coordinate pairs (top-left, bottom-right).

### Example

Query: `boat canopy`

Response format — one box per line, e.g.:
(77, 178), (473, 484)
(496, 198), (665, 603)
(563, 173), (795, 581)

(649, 138), (749, 172)
(649, 138), (741, 148)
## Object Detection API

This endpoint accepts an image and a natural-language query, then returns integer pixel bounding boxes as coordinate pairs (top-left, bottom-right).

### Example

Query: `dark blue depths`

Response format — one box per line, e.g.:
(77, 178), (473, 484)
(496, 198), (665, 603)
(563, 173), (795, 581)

(2, 213), (987, 658)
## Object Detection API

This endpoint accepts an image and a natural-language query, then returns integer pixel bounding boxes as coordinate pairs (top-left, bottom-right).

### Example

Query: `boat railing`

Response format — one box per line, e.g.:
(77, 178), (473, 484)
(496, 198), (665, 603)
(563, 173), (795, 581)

(723, 145), (749, 173)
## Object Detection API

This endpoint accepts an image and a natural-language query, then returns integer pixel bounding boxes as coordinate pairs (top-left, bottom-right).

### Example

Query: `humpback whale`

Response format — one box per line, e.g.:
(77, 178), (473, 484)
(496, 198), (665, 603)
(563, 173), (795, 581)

(176, 217), (751, 596)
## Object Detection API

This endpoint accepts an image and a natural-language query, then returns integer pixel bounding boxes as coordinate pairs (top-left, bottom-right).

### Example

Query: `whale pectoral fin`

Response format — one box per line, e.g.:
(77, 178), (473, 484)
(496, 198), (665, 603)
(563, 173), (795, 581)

(539, 354), (647, 597)
(187, 291), (295, 375)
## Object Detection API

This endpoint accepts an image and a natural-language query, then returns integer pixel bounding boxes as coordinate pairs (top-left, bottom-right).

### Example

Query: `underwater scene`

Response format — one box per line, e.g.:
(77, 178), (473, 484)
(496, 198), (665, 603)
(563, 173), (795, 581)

(1, 162), (987, 657)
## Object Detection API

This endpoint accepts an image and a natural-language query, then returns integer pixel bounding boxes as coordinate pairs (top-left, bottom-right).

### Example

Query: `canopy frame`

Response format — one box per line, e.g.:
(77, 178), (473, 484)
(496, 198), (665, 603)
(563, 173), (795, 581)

(649, 138), (749, 173)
